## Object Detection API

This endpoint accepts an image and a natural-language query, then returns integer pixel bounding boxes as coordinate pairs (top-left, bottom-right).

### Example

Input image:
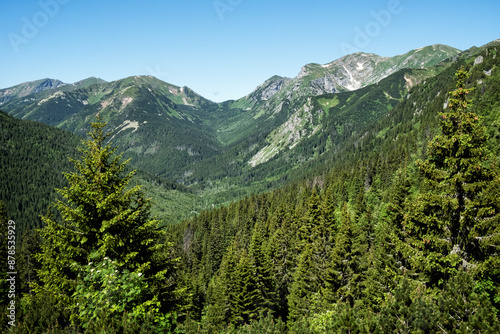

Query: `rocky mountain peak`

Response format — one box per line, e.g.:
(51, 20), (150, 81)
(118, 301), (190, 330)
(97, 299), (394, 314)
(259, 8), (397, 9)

(0, 78), (66, 105)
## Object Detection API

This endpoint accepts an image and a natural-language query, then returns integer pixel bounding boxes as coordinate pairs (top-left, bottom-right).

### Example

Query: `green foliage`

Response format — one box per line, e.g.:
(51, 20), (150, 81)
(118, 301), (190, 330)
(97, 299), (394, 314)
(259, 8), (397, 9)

(70, 254), (180, 333)
(30, 115), (179, 329)
(232, 250), (262, 324)
(4, 41), (500, 333)
(392, 67), (500, 287)
(71, 255), (147, 327)
(323, 203), (360, 306)
(287, 246), (316, 322)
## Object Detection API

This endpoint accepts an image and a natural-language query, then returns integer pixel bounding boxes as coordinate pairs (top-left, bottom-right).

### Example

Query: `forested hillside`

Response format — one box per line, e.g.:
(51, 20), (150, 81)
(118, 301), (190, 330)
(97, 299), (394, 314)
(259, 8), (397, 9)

(0, 110), (205, 239)
(1, 40), (500, 333)
(0, 44), (461, 207)
(164, 44), (500, 332)
(0, 111), (80, 235)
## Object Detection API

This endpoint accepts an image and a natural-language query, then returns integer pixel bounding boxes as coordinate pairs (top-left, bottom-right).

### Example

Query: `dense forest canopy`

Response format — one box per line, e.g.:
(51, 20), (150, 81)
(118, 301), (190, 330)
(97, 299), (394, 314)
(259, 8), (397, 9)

(1, 41), (500, 333)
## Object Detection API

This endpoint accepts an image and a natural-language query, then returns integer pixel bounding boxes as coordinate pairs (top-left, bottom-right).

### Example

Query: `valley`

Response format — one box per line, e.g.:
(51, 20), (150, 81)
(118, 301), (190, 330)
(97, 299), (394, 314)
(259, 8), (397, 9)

(0, 44), (463, 218)
(2, 37), (500, 332)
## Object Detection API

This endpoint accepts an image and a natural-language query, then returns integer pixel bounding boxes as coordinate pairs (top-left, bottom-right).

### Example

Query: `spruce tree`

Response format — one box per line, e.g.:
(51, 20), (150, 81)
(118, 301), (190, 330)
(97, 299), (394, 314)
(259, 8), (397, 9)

(248, 222), (276, 314)
(381, 169), (414, 281)
(322, 203), (367, 309)
(287, 245), (316, 322)
(233, 249), (261, 324)
(299, 187), (321, 245)
(34, 115), (175, 310)
(311, 185), (336, 278)
(204, 239), (239, 328)
(266, 218), (296, 321)
(397, 67), (500, 287)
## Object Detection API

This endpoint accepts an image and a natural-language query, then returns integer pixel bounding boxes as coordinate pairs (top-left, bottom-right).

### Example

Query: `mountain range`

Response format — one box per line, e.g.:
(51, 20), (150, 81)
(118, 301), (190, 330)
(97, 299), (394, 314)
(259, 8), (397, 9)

(2, 40), (499, 228)
(3, 35), (500, 331)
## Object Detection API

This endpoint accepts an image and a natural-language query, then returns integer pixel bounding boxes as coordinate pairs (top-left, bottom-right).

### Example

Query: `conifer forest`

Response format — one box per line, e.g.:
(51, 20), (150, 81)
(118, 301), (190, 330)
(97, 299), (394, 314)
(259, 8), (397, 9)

(1, 42), (500, 333)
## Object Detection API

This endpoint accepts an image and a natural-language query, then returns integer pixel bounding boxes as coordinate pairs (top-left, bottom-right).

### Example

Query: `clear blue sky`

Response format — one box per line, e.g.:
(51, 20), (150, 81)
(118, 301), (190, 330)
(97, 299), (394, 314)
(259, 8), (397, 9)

(1, 0), (499, 102)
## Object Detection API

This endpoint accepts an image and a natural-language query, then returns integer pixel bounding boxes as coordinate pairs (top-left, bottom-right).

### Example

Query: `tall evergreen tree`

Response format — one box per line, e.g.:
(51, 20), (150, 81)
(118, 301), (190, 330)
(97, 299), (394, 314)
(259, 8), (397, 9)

(299, 187), (321, 246)
(323, 203), (363, 307)
(397, 67), (500, 287)
(248, 222), (276, 314)
(266, 218), (296, 321)
(204, 239), (239, 328)
(381, 169), (415, 279)
(287, 245), (317, 322)
(311, 184), (337, 276)
(33, 115), (176, 311)
(233, 249), (261, 324)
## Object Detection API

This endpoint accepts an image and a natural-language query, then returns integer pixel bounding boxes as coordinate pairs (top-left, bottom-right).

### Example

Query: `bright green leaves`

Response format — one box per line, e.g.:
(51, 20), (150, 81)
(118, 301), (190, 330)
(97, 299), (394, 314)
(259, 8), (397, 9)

(71, 255), (149, 328)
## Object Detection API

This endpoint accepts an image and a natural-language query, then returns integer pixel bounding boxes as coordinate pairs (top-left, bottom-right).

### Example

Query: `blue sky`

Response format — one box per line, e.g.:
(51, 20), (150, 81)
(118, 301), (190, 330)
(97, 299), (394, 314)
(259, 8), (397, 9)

(1, 0), (499, 102)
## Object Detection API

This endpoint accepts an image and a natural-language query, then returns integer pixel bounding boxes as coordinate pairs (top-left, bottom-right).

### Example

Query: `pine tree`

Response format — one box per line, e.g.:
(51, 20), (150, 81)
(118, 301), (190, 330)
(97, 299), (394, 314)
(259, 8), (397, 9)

(248, 222), (276, 314)
(311, 184), (337, 278)
(398, 67), (500, 287)
(380, 169), (414, 281)
(266, 218), (296, 321)
(299, 187), (321, 246)
(287, 245), (316, 322)
(233, 250), (261, 324)
(323, 203), (364, 307)
(204, 239), (239, 328)
(34, 115), (176, 310)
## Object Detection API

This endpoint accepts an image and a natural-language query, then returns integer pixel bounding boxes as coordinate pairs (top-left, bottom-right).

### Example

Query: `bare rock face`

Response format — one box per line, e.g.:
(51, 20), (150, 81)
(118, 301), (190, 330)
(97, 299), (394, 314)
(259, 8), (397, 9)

(245, 76), (292, 103)
(233, 44), (460, 116)
(260, 77), (289, 100)
(287, 44), (461, 100)
(240, 45), (461, 167)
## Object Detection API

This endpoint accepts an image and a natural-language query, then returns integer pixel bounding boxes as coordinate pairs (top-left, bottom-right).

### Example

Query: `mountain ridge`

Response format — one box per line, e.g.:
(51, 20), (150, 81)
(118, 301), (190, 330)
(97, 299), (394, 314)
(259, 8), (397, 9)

(2, 41), (494, 206)
(0, 44), (460, 107)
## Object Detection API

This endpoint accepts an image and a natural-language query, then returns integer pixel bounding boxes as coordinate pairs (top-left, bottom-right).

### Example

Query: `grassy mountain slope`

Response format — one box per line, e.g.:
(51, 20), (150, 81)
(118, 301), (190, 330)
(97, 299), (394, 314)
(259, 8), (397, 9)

(2, 76), (223, 180)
